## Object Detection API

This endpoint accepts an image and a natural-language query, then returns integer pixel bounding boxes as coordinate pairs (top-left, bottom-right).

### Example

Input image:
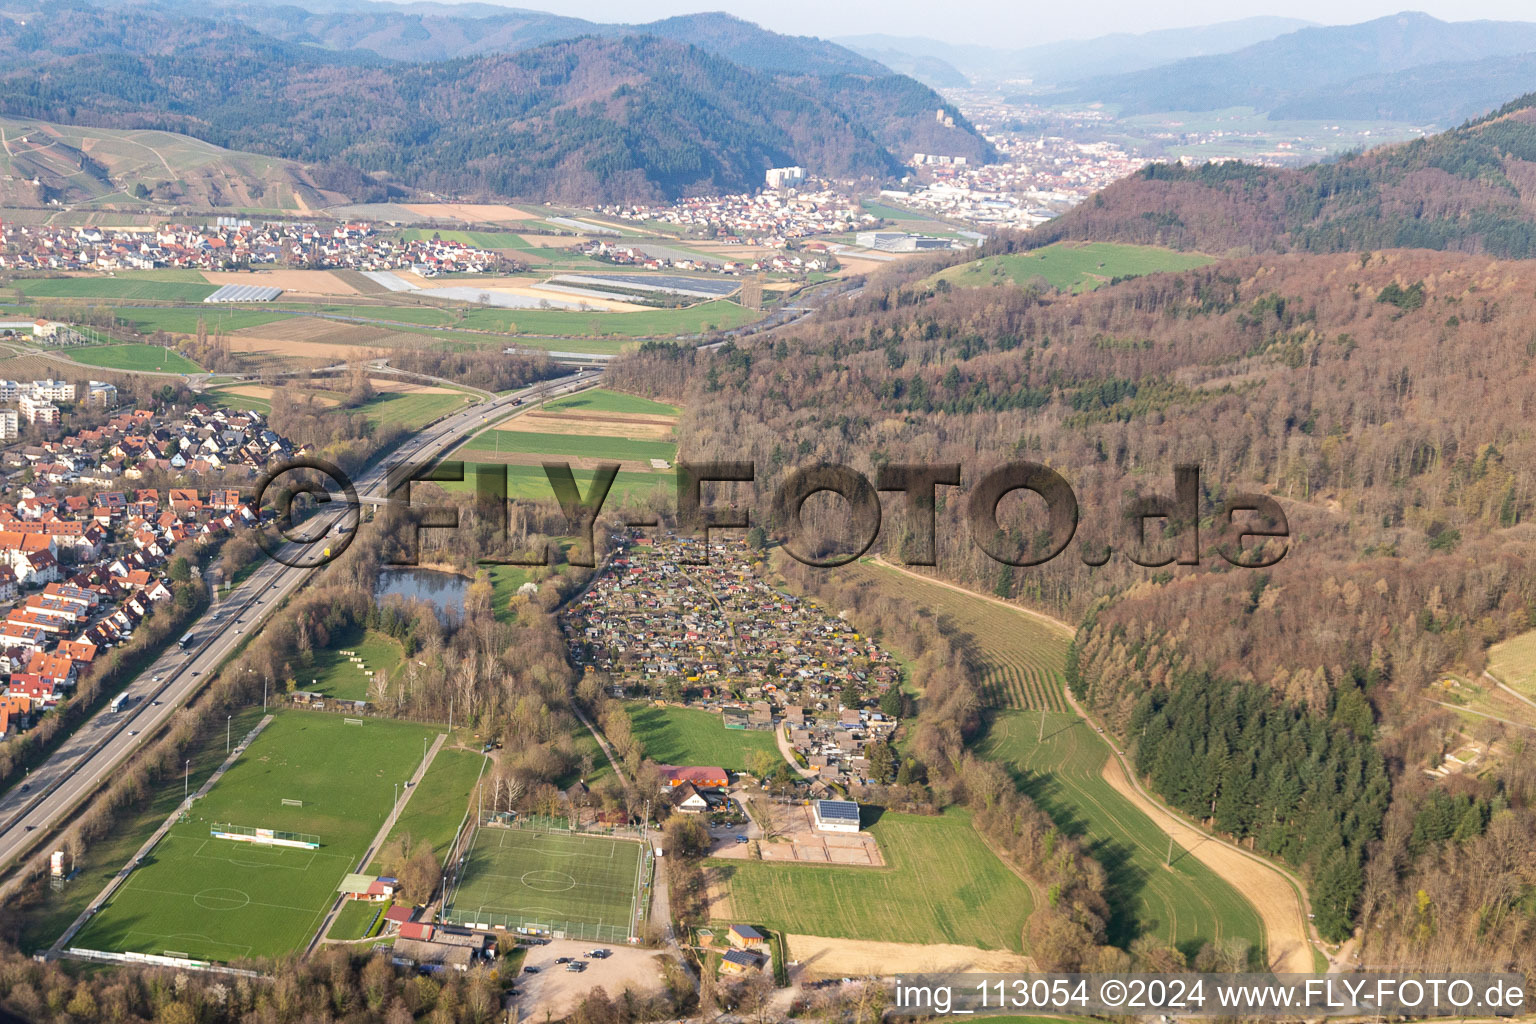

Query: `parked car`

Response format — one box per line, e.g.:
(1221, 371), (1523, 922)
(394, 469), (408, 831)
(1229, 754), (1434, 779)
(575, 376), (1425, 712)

(522, 966), (539, 974)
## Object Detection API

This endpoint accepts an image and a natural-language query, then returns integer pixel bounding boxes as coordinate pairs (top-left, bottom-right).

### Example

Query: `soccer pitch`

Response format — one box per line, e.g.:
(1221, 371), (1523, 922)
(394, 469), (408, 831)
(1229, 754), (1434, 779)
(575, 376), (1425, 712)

(442, 826), (646, 942)
(71, 713), (438, 962)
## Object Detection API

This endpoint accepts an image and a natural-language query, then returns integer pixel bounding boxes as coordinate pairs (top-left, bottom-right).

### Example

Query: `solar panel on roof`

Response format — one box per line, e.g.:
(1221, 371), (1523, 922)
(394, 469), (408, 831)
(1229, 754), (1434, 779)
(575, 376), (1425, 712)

(815, 799), (859, 820)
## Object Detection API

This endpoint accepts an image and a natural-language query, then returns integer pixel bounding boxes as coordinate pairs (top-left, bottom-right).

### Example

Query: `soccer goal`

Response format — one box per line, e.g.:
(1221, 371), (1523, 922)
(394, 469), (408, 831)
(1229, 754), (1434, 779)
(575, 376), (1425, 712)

(344, 718), (364, 726)
(280, 799), (304, 808)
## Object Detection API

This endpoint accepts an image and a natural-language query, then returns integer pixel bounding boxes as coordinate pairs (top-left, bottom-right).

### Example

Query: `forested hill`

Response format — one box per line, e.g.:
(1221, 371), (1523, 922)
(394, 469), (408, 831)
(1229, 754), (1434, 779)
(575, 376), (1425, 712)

(1031, 95), (1536, 257)
(607, 244), (1536, 970)
(0, 1), (993, 201)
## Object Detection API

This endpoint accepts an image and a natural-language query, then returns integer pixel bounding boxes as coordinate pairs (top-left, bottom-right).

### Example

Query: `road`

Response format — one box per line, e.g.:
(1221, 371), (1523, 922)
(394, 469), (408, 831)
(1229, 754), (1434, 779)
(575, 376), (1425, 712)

(0, 370), (600, 874)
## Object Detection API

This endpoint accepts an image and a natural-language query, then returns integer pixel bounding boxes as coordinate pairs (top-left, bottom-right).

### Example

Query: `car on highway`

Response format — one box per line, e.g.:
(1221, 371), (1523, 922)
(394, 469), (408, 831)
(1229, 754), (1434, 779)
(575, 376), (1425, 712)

(128, 730), (138, 737)
(20, 784), (29, 792)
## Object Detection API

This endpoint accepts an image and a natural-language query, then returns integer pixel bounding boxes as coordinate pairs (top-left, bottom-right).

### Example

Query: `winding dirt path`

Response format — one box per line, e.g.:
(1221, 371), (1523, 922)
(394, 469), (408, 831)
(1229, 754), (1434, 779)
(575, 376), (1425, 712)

(868, 558), (1317, 972)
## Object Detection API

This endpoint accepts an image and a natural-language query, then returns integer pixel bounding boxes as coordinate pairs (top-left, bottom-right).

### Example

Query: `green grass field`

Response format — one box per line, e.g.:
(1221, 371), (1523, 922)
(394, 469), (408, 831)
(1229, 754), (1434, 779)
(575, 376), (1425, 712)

(462, 429), (677, 464)
(17, 277), (218, 302)
(834, 561), (1262, 957)
(625, 704), (778, 772)
(73, 713), (438, 962)
(68, 343), (202, 373)
(114, 307), (291, 335)
(299, 626), (403, 701)
(860, 199), (928, 222)
(979, 711), (1263, 957)
(326, 899), (381, 941)
(457, 298), (758, 338)
(1486, 629), (1536, 699)
(834, 561), (1067, 710)
(438, 463), (673, 505)
(543, 388), (680, 417)
(369, 748), (485, 869)
(442, 826), (644, 941)
(357, 391), (472, 431)
(18, 707), (269, 952)
(714, 808), (1032, 951)
(210, 387), (268, 413)
(933, 242), (1215, 294)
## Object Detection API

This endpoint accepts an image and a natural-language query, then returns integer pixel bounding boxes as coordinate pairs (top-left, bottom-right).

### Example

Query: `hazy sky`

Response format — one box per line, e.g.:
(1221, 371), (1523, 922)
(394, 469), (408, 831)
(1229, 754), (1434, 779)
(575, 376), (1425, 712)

(437, 1), (1536, 47)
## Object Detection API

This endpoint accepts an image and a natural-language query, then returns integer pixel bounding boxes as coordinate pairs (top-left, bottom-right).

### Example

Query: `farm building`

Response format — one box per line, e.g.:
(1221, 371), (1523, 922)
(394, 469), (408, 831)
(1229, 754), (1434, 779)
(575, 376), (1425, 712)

(657, 764), (728, 789)
(812, 799), (860, 833)
(721, 948), (766, 975)
(728, 924), (766, 948)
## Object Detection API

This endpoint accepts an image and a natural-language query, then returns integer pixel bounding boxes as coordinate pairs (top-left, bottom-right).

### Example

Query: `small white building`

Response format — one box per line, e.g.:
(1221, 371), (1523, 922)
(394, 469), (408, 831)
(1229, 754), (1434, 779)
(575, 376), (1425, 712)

(812, 798), (860, 833)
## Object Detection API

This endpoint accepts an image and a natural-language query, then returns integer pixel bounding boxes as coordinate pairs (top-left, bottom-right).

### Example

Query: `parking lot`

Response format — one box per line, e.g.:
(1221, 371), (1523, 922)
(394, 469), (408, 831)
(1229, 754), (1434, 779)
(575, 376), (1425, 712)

(513, 939), (669, 1019)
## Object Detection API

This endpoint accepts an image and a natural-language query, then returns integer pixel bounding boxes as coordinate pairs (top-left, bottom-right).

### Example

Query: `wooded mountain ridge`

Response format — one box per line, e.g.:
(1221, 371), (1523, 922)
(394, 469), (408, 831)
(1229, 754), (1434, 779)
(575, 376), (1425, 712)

(1033, 95), (1536, 257)
(0, 1), (992, 202)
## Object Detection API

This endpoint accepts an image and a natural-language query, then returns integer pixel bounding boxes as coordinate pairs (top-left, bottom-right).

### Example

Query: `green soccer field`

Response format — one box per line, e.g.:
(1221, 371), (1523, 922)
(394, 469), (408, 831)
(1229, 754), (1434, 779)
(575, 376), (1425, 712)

(442, 826), (645, 941)
(72, 713), (439, 962)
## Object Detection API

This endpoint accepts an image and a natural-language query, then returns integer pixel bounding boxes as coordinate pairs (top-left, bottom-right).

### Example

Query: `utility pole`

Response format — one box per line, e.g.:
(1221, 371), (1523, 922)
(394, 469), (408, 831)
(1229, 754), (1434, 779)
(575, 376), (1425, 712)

(184, 759), (189, 801)
(226, 714), (231, 753)
(1038, 711), (1045, 743)
(1166, 835), (1174, 868)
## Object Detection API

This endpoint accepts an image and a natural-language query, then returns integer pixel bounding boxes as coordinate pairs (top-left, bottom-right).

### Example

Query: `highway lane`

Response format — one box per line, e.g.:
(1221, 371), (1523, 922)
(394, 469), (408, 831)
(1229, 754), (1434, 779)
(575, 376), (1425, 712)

(0, 370), (600, 873)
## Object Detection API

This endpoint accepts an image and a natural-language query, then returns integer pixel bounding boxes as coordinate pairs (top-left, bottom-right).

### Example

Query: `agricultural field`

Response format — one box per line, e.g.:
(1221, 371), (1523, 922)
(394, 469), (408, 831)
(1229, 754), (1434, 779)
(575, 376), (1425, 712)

(0, 115), (336, 211)
(831, 560), (1067, 710)
(298, 626), (403, 701)
(713, 808), (1032, 951)
(625, 704), (778, 772)
(73, 713), (439, 962)
(452, 386), (679, 496)
(357, 389), (472, 431)
(114, 307), (290, 335)
(455, 298), (758, 338)
(441, 825), (644, 942)
(543, 389), (680, 417)
(461, 429), (677, 464)
(834, 560), (1263, 957)
(979, 711), (1264, 957)
(438, 464), (673, 505)
(931, 242), (1215, 293)
(368, 747), (486, 868)
(67, 343), (202, 374)
(1485, 628), (1536, 700)
(16, 276), (218, 302)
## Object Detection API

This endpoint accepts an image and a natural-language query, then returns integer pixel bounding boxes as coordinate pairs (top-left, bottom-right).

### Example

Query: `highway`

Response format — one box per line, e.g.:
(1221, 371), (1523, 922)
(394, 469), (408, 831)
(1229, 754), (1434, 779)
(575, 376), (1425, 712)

(0, 369), (600, 874)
